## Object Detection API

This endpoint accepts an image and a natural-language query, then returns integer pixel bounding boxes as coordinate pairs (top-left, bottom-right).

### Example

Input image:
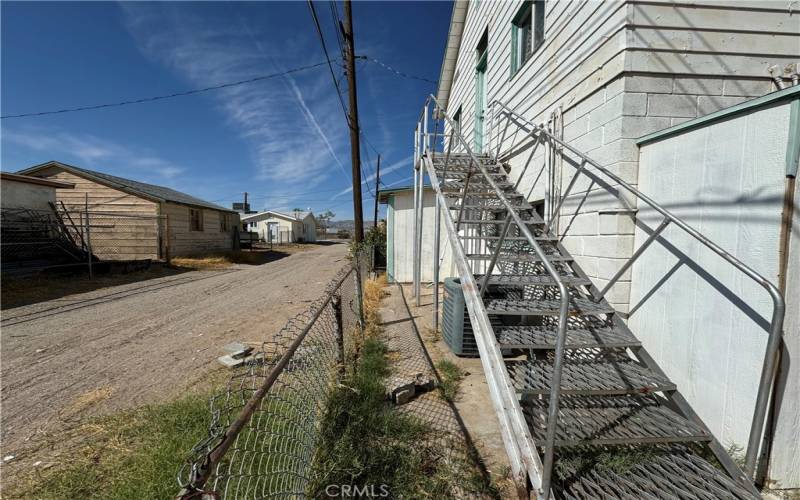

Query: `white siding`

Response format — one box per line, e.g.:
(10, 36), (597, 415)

(442, 0), (799, 310)
(387, 190), (455, 283)
(629, 100), (796, 486)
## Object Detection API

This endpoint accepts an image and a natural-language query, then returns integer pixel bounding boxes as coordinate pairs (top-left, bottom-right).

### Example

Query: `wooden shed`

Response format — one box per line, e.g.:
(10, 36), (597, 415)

(17, 161), (240, 260)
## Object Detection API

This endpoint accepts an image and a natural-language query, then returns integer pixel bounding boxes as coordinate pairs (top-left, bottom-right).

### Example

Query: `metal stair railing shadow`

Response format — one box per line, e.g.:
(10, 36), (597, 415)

(413, 94), (569, 498)
(487, 99), (786, 487)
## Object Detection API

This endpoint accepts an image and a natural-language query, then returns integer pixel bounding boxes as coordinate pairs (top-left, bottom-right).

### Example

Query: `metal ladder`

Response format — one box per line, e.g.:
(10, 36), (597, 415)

(412, 95), (784, 499)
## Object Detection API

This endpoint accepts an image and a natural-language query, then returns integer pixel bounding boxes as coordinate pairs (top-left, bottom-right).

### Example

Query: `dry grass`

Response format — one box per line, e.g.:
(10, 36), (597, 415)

(169, 245), (314, 270)
(59, 386), (114, 421)
(363, 274), (387, 339)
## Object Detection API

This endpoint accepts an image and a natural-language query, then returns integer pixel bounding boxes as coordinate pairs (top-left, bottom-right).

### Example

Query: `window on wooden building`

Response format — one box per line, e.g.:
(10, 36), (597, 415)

(190, 208), (204, 231)
(219, 213), (230, 232)
(511, 0), (545, 76)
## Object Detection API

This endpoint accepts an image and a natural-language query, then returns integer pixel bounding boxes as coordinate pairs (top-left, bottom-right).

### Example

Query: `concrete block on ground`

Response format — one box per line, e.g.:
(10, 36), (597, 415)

(388, 377), (416, 405)
(218, 354), (246, 368)
(222, 342), (254, 359)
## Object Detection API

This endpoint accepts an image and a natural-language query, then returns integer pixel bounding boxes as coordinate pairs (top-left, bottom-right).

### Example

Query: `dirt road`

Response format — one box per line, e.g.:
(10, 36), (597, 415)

(0, 241), (348, 463)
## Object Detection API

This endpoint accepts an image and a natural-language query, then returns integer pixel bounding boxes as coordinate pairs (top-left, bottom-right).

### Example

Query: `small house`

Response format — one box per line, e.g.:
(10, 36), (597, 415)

(241, 210), (316, 244)
(17, 161), (240, 260)
(378, 186), (454, 283)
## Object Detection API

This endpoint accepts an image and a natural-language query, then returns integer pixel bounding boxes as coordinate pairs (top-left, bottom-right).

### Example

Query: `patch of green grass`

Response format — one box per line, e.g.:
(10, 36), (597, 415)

(5, 393), (213, 499)
(309, 338), (432, 496)
(436, 359), (464, 402)
(554, 446), (664, 481)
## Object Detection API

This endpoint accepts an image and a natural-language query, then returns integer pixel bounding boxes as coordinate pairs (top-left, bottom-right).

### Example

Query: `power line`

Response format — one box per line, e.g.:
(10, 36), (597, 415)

(306, 0), (349, 124)
(364, 56), (437, 84)
(1, 60), (333, 119)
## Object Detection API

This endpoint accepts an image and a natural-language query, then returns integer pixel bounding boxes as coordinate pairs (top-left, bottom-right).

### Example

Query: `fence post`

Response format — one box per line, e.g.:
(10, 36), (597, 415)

(353, 252), (365, 332)
(85, 194), (93, 278)
(332, 294), (345, 377)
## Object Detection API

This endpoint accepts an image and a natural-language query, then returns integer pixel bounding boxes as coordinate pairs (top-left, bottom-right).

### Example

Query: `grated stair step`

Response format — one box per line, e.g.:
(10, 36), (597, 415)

(484, 298), (615, 316)
(553, 446), (758, 499)
(465, 253), (572, 262)
(455, 218), (545, 226)
(475, 274), (592, 288)
(496, 324), (639, 349)
(460, 235), (556, 242)
(522, 395), (710, 446)
(507, 353), (676, 396)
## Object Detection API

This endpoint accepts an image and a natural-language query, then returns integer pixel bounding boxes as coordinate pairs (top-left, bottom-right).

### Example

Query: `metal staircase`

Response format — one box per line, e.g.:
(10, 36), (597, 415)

(411, 96), (785, 499)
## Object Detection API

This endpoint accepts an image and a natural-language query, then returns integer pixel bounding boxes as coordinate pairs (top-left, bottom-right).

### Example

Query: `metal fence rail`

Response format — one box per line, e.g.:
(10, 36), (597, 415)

(488, 100), (786, 481)
(178, 253), (366, 498)
(1, 206), (166, 274)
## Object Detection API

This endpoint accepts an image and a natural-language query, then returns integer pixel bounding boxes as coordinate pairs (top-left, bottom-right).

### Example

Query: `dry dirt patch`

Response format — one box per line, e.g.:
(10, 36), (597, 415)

(0, 241), (348, 487)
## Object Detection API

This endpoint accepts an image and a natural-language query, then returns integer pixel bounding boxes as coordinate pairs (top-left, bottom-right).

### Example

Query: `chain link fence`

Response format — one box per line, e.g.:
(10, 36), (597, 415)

(1, 205), (166, 274)
(78, 211), (165, 261)
(1, 207), (89, 272)
(178, 251), (368, 498)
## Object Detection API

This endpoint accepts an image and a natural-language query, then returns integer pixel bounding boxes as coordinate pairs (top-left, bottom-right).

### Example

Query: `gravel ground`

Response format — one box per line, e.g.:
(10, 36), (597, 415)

(0, 241), (348, 468)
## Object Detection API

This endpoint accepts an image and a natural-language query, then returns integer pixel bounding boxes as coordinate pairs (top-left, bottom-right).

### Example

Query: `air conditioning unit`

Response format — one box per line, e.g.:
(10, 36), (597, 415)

(442, 278), (479, 356)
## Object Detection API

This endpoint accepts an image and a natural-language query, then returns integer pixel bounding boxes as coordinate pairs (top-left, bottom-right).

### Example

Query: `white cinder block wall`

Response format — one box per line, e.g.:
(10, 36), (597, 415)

(442, 0), (798, 312)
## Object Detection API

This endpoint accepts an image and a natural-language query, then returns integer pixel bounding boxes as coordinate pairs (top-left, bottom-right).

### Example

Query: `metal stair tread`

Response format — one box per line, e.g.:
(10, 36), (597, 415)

(474, 274), (591, 287)
(465, 253), (573, 262)
(484, 297), (615, 316)
(495, 324), (640, 349)
(461, 218), (544, 225)
(522, 394), (711, 446)
(460, 235), (555, 241)
(506, 354), (676, 396)
(553, 446), (758, 500)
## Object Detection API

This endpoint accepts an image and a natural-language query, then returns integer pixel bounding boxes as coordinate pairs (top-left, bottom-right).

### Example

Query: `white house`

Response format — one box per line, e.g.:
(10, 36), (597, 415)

(421, 0), (799, 490)
(241, 210), (317, 244)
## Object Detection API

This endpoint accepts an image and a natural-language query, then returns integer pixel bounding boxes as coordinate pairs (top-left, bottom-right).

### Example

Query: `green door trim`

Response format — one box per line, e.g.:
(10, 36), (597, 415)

(475, 52), (487, 153)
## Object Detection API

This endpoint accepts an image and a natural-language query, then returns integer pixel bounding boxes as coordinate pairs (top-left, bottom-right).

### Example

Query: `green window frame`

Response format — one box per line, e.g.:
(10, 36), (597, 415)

(511, 0), (545, 76)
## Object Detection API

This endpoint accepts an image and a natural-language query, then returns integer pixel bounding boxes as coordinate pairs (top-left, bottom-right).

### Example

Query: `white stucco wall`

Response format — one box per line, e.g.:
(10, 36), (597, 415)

(387, 190), (455, 283)
(629, 100), (797, 487)
(1, 179), (57, 211)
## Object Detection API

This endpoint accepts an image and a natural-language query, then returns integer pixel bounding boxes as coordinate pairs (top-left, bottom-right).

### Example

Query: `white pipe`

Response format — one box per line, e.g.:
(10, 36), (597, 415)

(768, 65), (786, 90)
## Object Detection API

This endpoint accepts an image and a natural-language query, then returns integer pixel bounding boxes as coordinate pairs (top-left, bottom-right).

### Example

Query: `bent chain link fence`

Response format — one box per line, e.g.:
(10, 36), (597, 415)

(1, 206), (165, 274)
(178, 251), (368, 498)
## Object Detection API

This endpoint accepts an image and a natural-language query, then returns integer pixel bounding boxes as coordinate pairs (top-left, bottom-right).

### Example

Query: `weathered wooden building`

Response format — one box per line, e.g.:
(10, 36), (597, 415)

(18, 161), (240, 259)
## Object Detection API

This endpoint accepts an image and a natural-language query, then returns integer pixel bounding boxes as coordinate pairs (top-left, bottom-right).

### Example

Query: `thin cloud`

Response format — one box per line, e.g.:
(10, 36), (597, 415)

(3, 128), (186, 180)
(120, 3), (349, 188)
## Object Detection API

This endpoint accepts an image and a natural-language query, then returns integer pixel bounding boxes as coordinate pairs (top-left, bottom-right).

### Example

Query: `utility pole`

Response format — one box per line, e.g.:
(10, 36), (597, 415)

(373, 154), (381, 228)
(342, 0), (364, 244)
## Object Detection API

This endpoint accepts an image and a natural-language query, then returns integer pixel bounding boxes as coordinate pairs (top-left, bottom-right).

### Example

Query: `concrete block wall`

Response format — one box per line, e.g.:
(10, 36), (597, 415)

(554, 74), (776, 312)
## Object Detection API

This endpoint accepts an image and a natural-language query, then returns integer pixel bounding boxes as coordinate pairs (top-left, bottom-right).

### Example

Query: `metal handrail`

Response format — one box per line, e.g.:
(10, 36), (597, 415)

(490, 99), (786, 479)
(417, 94), (570, 498)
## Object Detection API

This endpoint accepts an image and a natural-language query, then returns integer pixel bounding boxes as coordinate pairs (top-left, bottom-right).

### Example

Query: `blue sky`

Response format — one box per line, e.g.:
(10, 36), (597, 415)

(1, 1), (451, 219)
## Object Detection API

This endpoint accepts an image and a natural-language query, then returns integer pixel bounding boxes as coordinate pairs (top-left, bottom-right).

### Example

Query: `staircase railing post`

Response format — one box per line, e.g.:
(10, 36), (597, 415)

(412, 162), (420, 296)
(479, 214), (513, 298)
(415, 163), (425, 306)
(433, 188), (442, 331)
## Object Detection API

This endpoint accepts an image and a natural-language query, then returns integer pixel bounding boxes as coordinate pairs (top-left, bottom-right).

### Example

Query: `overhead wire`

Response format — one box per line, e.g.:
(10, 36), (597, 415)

(1, 60), (333, 119)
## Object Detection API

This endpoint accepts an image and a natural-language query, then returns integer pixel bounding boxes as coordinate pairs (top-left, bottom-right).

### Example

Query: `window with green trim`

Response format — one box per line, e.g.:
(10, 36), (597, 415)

(511, 0), (544, 76)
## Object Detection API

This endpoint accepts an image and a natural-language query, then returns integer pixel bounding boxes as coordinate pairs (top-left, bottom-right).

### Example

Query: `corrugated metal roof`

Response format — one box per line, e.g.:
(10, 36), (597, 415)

(241, 210), (313, 222)
(17, 161), (236, 213)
